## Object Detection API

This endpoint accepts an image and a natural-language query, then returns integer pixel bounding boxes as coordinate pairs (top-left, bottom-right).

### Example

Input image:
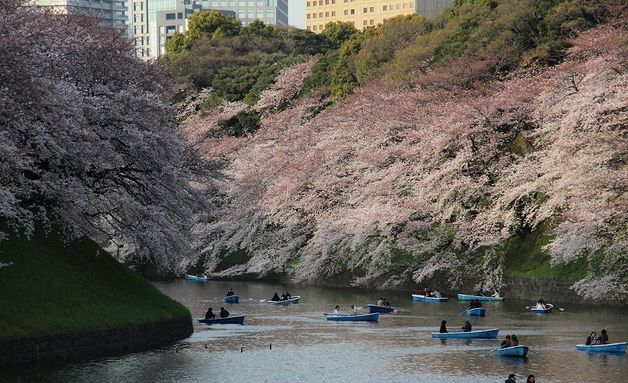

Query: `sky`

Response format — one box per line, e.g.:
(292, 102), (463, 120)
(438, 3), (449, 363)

(288, 0), (306, 29)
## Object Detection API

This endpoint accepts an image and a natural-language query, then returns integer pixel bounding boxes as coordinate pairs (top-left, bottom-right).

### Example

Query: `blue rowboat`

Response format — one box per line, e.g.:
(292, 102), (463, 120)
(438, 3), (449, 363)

(367, 304), (395, 313)
(224, 295), (239, 303)
(457, 294), (504, 302)
(198, 315), (245, 325)
(576, 342), (627, 353)
(530, 304), (553, 314)
(327, 313), (379, 322)
(185, 274), (208, 281)
(495, 345), (529, 357)
(466, 307), (486, 317)
(412, 294), (448, 302)
(432, 328), (499, 339)
(265, 296), (300, 305)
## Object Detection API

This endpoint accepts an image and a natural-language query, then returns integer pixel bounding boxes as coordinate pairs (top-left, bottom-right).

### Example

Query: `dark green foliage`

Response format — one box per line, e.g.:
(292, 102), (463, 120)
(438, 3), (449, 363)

(219, 110), (261, 137)
(187, 10), (241, 41)
(301, 51), (339, 95)
(0, 231), (189, 339)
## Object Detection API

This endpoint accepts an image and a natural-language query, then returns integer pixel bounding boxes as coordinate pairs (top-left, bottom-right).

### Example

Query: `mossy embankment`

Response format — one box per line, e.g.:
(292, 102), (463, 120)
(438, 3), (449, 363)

(0, 230), (192, 346)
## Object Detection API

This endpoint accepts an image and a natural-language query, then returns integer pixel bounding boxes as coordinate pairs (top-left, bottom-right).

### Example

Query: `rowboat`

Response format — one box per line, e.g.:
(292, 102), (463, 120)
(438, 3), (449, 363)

(432, 328), (499, 339)
(224, 295), (239, 303)
(326, 313), (379, 322)
(198, 315), (245, 325)
(264, 296), (301, 305)
(367, 304), (395, 313)
(185, 274), (208, 281)
(530, 303), (554, 314)
(412, 294), (448, 302)
(457, 294), (504, 302)
(576, 342), (627, 353)
(465, 307), (486, 317)
(495, 345), (529, 357)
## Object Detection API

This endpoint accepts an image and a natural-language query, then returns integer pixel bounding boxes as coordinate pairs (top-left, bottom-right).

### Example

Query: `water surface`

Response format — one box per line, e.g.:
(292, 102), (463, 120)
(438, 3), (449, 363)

(3, 280), (627, 382)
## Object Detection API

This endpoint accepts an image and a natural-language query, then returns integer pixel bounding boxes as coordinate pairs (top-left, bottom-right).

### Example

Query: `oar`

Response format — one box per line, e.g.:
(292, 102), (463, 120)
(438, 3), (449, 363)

(484, 347), (499, 356)
(528, 348), (542, 356)
(458, 307), (471, 316)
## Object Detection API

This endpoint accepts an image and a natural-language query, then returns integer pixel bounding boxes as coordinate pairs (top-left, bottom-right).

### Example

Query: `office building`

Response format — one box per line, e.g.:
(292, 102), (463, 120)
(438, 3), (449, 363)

(305, 0), (451, 32)
(202, 0), (289, 26)
(31, 0), (128, 29)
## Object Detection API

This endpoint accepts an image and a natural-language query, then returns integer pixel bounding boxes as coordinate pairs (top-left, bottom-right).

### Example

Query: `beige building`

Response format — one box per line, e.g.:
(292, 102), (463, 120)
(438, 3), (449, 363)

(305, 0), (415, 32)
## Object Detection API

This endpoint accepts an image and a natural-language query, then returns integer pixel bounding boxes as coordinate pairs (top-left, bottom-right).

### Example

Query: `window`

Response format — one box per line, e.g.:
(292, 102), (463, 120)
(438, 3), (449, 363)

(331, 11), (335, 16)
(369, 7), (373, 12)
(165, 13), (175, 20)
(350, 9), (354, 14)
(307, 1), (310, 5)
(363, 20), (367, 25)
(369, 19), (374, 25)
(313, 13), (316, 18)
(343, 9), (347, 15)
(325, 11), (328, 17)
(312, 0), (316, 5)
(313, 25), (317, 30)
(177, 12), (183, 19)
(307, 13), (310, 19)
(319, 12), (323, 17)
(363, 7), (366, 13)
(307, 26), (311, 30)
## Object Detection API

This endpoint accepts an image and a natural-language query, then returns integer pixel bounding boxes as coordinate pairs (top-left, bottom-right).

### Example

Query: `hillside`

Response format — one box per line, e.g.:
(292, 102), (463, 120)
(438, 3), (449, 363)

(172, 2), (627, 302)
(0, 230), (190, 339)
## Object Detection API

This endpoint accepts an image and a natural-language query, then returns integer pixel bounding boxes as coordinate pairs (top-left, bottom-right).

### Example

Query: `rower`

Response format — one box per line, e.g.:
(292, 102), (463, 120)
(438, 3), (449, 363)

(219, 307), (229, 318)
(226, 288), (235, 297)
(461, 320), (472, 332)
(205, 307), (216, 320)
(586, 331), (597, 345)
(597, 329), (609, 344)
(501, 335), (511, 348)
(439, 320), (448, 333)
(271, 292), (281, 301)
(280, 290), (291, 300)
(333, 305), (340, 315)
(433, 289), (442, 298)
(377, 297), (384, 306)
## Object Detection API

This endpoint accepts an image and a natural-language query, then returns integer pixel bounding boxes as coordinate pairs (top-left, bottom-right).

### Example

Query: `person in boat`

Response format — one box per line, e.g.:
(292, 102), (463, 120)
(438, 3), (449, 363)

(271, 292), (281, 301)
(205, 307), (216, 320)
(433, 289), (442, 298)
(350, 304), (358, 315)
(226, 289), (235, 297)
(219, 307), (229, 318)
(333, 305), (341, 315)
(383, 298), (391, 307)
(475, 289), (485, 297)
(526, 374), (535, 383)
(469, 299), (482, 309)
(535, 299), (546, 309)
(461, 320), (472, 332)
(586, 331), (598, 345)
(492, 290), (501, 298)
(505, 374), (516, 383)
(511, 335), (519, 346)
(597, 329), (609, 344)
(439, 320), (448, 333)
(424, 288), (432, 297)
(500, 335), (512, 348)
(280, 290), (291, 300)
(377, 298), (384, 306)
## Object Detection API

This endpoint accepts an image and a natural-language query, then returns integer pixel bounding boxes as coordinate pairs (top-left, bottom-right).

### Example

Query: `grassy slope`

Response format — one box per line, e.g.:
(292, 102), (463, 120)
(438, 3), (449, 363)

(0, 231), (189, 340)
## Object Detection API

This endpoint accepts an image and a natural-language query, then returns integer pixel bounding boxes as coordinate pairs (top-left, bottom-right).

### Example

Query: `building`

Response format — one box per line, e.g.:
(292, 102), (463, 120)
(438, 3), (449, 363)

(415, 0), (451, 19)
(305, 0), (451, 33)
(31, 0), (128, 29)
(131, 0), (289, 58)
(202, 0), (289, 26)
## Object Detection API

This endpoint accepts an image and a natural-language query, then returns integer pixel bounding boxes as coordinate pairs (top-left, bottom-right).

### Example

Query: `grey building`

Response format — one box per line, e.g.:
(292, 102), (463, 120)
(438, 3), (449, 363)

(31, 0), (127, 29)
(415, 0), (452, 19)
(202, 0), (288, 26)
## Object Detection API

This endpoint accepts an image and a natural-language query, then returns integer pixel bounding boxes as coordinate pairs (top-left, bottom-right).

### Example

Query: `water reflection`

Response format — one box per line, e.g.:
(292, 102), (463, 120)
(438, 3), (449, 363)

(2, 279), (627, 383)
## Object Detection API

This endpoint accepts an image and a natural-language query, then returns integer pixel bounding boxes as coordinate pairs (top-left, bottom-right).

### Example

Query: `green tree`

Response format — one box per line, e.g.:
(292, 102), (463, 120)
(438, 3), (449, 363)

(187, 10), (241, 41)
(165, 31), (187, 55)
(322, 21), (358, 49)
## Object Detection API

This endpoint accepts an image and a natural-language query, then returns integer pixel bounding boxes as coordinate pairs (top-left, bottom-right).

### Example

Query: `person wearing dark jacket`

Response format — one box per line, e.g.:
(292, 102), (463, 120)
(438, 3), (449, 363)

(439, 320), (448, 333)
(469, 299), (482, 309)
(597, 329), (609, 344)
(461, 320), (472, 332)
(205, 307), (215, 320)
(586, 331), (597, 345)
(219, 307), (229, 318)
(280, 290), (291, 300)
(271, 292), (281, 301)
(501, 335), (512, 348)
(226, 289), (235, 296)
(505, 373), (516, 383)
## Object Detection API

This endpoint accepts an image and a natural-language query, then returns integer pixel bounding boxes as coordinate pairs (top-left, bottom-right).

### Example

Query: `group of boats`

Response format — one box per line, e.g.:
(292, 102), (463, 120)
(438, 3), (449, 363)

(195, 289), (627, 355)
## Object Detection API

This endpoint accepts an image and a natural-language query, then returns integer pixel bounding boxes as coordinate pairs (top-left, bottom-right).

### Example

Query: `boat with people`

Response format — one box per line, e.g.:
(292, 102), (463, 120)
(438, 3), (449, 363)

(367, 304), (395, 313)
(457, 293), (504, 302)
(432, 328), (499, 339)
(530, 303), (554, 314)
(264, 296), (301, 305)
(576, 342), (627, 353)
(465, 307), (486, 317)
(224, 295), (240, 303)
(494, 345), (529, 357)
(412, 294), (448, 302)
(198, 315), (245, 325)
(326, 313), (380, 322)
(185, 274), (209, 281)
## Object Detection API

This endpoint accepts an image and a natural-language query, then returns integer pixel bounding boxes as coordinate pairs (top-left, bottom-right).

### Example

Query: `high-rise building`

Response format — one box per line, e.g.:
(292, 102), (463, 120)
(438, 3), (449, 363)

(202, 0), (288, 26)
(131, 0), (289, 58)
(31, 0), (128, 29)
(305, 0), (451, 33)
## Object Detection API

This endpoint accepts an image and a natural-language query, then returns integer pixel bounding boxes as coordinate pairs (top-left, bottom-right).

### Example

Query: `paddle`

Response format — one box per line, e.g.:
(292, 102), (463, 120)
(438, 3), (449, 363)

(458, 307), (471, 316)
(484, 347), (499, 356)
(528, 348), (542, 356)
